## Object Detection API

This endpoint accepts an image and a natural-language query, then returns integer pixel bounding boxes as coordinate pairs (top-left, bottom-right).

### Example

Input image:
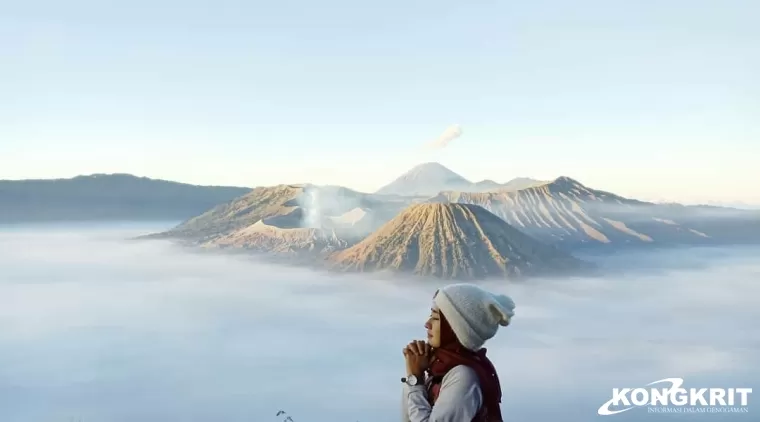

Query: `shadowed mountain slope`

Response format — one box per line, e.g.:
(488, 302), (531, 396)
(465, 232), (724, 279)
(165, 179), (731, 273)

(328, 203), (589, 280)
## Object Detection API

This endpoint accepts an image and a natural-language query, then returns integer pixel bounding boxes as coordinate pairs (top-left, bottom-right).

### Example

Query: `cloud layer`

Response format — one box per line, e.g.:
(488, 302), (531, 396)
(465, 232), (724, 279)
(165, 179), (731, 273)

(0, 224), (758, 422)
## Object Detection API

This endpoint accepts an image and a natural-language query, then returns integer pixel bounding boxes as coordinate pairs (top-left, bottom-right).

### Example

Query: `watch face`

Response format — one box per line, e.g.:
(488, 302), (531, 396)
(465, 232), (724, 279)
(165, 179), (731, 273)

(406, 375), (418, 386)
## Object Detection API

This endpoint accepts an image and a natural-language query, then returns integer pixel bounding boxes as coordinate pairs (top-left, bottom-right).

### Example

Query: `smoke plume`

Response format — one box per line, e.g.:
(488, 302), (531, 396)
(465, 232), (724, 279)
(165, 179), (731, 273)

(426, 124), (462, 149)
(303, 188), (321, 228)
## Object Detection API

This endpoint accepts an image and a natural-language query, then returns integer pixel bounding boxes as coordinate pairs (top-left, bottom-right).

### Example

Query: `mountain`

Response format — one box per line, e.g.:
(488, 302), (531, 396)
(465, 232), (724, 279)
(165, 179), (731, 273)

(145, 166), (760, 260)
(472, 179), (503, 191)
(161, 184), (306, 240)
(375, 162), (543, 196)
(499, 177), (545, 191)
(202, 209), (349, 256)
(429, 176), (760, 250)
(157, 183), (408, 243)
(374, 162), (473, 196)
(328, 203), (589, 280)
(0, 174), (251, 223)
(473, 177), (544, 192)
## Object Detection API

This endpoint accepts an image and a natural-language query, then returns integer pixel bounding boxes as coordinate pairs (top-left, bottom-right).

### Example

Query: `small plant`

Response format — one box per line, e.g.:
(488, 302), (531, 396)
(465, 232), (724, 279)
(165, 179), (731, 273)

(276, 409), (359, 422)
(276, 410), (295, 422)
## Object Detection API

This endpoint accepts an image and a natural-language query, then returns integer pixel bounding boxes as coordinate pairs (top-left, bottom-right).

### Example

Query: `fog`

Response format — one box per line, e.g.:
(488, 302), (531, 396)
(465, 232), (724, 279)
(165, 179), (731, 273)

(1, 224), (758, 422)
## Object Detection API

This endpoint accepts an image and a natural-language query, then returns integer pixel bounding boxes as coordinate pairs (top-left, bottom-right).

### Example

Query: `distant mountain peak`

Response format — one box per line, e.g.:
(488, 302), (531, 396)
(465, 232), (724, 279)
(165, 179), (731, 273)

(498, 177), (545, 192)
(409, 161), (451, 170)
(404, 162), (468, 178)
(376, 163), (553, 196)
(552, 176), (583, 185)
(375, 162), (472, 196)
(537, 176), (590, 194)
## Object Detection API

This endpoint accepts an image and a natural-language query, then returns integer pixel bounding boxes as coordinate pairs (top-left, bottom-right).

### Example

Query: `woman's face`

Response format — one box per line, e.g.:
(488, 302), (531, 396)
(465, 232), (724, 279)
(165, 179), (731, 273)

(425, 306), (442, 348)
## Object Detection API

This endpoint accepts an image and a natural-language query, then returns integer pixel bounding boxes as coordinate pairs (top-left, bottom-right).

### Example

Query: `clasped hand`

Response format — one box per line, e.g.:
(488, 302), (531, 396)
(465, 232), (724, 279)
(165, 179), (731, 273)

(403, 340), (432, 379)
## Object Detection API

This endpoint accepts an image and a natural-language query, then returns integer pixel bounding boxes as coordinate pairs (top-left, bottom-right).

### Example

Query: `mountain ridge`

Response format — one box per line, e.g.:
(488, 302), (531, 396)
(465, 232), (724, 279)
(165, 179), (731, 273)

(151, 163), (760, 253)
(0, 173), (251, 223)
(429, 175), (760, 249)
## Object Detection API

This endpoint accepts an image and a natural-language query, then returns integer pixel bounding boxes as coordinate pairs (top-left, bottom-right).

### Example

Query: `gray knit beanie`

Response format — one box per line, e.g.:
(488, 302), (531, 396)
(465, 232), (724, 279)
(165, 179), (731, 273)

(434, 283), (516, 351)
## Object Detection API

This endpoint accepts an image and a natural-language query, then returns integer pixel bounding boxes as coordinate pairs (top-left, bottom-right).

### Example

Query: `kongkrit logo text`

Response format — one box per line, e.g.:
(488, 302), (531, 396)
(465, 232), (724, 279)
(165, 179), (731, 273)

(598, 378), (752, 416)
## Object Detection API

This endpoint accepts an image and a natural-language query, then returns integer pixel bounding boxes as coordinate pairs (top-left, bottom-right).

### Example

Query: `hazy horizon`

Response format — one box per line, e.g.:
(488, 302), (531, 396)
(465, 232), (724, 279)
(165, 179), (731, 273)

(1, 223), (758, 421)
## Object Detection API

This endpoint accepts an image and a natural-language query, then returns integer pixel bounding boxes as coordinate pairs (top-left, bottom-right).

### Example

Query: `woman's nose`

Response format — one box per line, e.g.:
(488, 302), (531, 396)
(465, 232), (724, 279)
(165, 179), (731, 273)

(424, 320), (431, 329)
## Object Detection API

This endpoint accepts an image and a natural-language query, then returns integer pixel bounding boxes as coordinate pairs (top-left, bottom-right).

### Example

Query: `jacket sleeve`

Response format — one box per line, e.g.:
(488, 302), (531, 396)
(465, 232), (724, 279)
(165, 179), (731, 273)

(402, 365), (483, 422)
(401, 388), (411, 422)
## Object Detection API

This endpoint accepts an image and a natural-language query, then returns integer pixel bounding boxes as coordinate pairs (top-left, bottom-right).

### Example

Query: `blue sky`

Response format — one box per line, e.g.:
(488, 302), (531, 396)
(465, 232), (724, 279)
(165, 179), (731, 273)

(2, 0), (758, 204)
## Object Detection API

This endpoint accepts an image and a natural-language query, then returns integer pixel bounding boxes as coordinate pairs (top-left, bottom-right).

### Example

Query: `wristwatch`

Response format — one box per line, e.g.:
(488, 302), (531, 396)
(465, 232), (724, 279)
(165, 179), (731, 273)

(402, 374), (423, 386)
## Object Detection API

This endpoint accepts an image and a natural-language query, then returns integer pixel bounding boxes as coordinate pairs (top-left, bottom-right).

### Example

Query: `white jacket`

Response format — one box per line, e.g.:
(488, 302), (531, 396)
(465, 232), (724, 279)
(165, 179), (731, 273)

(401, 365), (483, 422)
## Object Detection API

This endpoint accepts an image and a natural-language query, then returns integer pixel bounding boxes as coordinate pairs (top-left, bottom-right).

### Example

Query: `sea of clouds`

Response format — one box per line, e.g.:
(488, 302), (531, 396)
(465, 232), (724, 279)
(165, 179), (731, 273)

(1, 223), (758, 422)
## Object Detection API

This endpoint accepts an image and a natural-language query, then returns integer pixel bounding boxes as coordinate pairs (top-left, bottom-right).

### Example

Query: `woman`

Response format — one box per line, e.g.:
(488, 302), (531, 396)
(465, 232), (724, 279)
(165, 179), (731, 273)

(401, 283), (515, 422)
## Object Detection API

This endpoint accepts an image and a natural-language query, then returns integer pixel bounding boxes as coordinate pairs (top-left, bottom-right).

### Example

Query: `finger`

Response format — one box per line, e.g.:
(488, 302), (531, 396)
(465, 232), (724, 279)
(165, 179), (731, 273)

(416, 340), (426, 355)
